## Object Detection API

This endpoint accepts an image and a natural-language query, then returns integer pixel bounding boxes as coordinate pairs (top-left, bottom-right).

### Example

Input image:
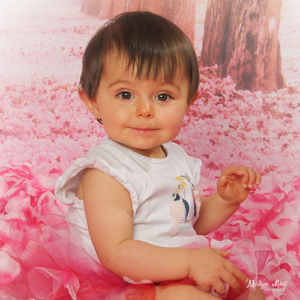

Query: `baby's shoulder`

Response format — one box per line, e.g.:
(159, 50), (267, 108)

(166, 142), (201, 164)
(165, 141), (188, 155)
(55, 139), (140, 214)
(85, 139), (132, 169)
(86, 139), (120, 159)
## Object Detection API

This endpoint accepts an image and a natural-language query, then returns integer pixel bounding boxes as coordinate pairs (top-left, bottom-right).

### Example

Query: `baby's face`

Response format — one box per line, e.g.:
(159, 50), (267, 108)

(92, 52), (190, 158)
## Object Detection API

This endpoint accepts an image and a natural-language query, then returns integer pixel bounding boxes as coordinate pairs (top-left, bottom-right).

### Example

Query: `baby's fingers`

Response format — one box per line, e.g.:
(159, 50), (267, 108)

(232, 166), (260, 189)
(243, 168), (262, 188)
(222, 166), (248, 181)
(213, 248), (230, 258)
(220, 269), (240, 293)
(212, 279), (228, 295)
(224, 260), (249, 285)
(255, 171), (262, 186)
(244, 167), (256, 189)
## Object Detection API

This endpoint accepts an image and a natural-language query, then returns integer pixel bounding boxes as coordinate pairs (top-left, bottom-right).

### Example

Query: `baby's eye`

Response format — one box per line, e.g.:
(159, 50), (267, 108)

(156, 94), (171, 102)
(118, 91), (134, 100)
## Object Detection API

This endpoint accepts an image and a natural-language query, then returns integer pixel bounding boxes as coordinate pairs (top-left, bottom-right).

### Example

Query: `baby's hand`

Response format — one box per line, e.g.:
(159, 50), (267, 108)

(188, 247), (248, 295)
(217, 166), (261, 205)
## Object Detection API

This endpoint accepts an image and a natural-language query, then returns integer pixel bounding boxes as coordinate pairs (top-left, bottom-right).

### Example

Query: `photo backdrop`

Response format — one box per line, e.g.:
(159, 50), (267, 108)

(0, 0), (299, 299)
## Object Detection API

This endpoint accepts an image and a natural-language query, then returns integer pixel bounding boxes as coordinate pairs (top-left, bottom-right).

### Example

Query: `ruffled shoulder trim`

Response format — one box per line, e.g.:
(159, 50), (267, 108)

(166, 142), (202, 186)
(55, 157), (139, 217)
(192, 157), (202, 187)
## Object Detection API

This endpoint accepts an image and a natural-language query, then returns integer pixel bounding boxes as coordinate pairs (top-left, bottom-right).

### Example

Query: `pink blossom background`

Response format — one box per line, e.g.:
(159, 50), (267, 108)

(0, 0), (300, 299)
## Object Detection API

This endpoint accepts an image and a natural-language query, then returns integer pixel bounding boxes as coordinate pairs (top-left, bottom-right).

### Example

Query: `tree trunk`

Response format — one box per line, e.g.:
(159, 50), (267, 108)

(73, 0), (83, 5)
(81, 0), (103, 17)
(137, 0), (196, 43)
(97, 0), (127, 19)
(81, 0), (196, 43)
(201, 0), (286, 93)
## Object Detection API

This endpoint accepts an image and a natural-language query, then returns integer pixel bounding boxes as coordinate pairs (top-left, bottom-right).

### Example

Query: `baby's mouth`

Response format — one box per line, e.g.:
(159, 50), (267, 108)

(129, 127), (158, 132)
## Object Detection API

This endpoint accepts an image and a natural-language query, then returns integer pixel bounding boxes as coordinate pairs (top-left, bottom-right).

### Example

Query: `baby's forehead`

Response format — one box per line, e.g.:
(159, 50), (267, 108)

(103, 49), (188, 83)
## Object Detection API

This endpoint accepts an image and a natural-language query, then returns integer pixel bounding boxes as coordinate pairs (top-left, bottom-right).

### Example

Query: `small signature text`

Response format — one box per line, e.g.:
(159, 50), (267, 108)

(247, 279), (288, 291)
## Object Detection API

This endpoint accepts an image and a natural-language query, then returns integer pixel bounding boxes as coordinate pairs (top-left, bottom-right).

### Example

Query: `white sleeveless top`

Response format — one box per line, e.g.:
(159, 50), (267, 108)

(55, 139), (207, 266)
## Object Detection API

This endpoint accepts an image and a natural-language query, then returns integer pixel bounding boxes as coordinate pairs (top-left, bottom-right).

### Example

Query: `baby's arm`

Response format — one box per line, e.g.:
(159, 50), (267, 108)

(194, 166), (261, 235)
(82, 168), (248, 294)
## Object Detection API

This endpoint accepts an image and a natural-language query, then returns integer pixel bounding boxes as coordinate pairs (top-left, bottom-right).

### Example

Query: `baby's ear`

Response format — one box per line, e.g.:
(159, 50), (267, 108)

(78, 87), (101, 119)
(187, 89), (200, 110)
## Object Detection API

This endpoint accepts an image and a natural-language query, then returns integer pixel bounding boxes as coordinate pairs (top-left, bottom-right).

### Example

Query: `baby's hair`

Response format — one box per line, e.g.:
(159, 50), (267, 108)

(79, 11), (199, 104)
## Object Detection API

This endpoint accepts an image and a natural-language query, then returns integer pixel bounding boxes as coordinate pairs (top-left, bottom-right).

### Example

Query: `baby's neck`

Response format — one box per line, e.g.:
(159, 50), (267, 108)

(112, 139), (167, 159)
(126, 145), (167, 159)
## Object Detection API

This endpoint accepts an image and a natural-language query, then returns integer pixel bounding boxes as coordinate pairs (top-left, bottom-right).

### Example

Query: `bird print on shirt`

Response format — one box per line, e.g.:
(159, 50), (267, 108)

(169, 174), (201, 236)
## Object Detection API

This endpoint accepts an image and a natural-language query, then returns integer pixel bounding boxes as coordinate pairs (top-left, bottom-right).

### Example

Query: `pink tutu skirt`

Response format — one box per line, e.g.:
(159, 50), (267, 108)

(0, 164), (299, 300)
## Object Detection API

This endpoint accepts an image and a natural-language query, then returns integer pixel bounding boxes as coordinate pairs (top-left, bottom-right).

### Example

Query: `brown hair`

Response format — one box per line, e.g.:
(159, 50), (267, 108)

(79, 11), (199, 104)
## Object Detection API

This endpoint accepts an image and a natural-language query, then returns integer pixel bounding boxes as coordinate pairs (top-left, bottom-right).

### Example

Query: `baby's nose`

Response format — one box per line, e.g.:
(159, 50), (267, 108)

(135, 98), (154, 118)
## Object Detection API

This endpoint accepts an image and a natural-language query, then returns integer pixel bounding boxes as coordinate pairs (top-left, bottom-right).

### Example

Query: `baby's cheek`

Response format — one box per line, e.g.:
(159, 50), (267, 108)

(170, 110), (186, 126)
(165, 117), (185, 138)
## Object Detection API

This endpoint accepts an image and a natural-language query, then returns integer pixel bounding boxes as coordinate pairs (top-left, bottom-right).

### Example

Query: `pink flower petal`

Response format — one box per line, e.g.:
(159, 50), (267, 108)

(0, 251), (21, 285)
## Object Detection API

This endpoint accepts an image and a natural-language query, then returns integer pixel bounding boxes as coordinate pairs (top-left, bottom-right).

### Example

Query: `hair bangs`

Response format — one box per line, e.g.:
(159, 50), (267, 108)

(119, 46), (183, 84)
(108, 17), (184, 83)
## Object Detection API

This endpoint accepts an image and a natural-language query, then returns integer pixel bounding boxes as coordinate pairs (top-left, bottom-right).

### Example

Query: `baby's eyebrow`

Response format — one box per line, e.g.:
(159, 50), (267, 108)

(160, 81), (181, 91)
(108, 80), (131, 88)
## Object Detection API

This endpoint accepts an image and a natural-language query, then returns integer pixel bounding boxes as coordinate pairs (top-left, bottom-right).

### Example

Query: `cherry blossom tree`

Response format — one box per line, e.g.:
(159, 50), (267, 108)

(201, 0), (286, 93)
(81, 0), (196, 43)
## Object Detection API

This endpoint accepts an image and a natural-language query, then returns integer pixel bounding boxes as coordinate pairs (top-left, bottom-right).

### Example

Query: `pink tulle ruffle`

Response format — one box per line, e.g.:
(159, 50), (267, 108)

(0, 164), (299, 299)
